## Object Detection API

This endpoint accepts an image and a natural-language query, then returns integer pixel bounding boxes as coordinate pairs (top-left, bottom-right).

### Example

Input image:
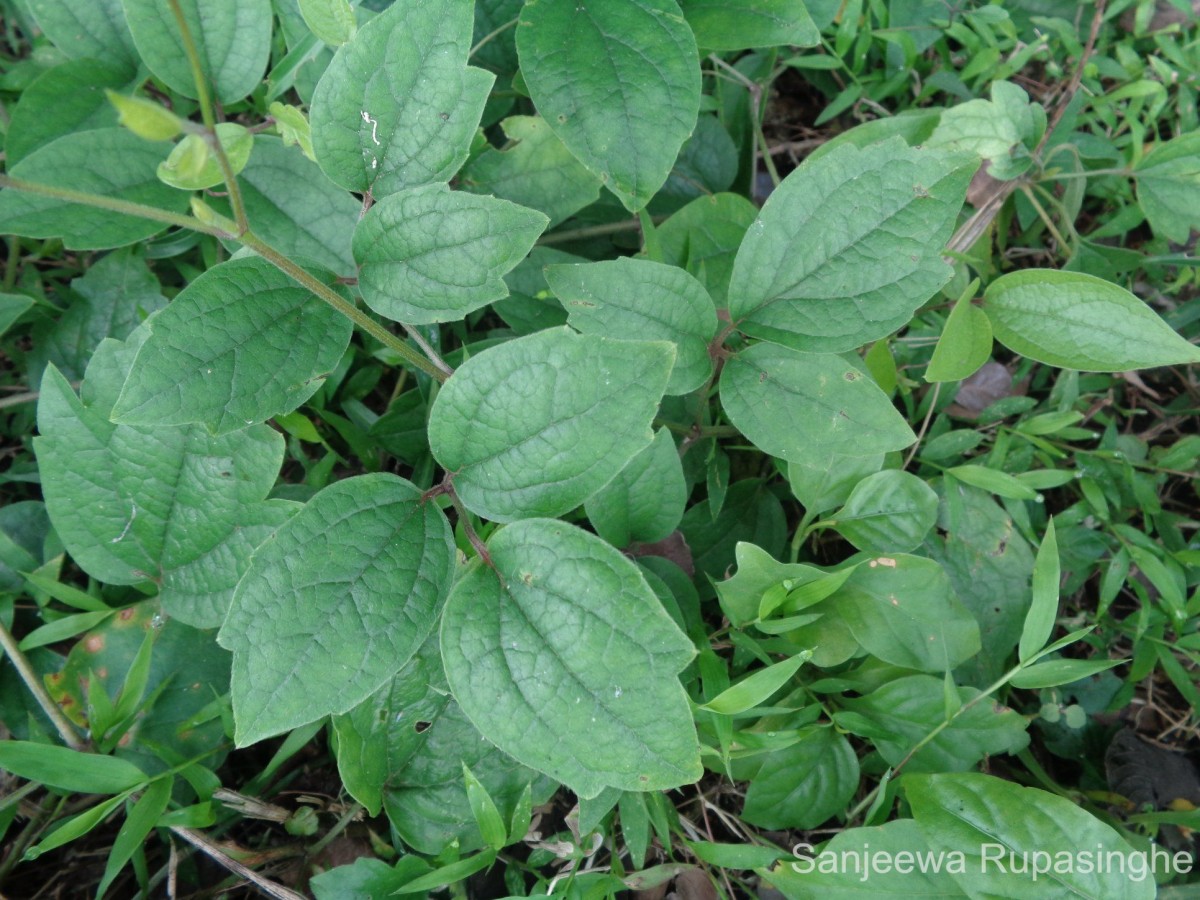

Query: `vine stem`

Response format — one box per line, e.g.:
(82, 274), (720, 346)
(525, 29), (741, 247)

(470, 17), (517, 57)
(167, 0), (249, 234)
(0, 618), (85, 751)
(0, 174), (227, 237)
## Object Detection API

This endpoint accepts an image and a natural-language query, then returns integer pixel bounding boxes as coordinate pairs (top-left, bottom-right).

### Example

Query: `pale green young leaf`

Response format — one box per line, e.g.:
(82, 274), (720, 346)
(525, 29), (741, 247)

(354, 184), (548, 324)
(926, 294), (993, 383)
(720, 343), (915, 462)
(1019, 518), (1059, 663)
(35, 337), (290, 628)
(121, 0), (273, 104)
(1134, 132), (1200, 243)
(156, 123), (254, 191)
(440, 520), (701, 798)
(6, 60), (129, 165)
(107, 91), (183, 142)
(28, 0), (137, 68)
(679, 0), (818, 51)
(428, 328), (674, 522)
(742, 727), (858, 829)
(309, 0), (493, 196)
(299, 0), (356, 45)
(585, 429), (687, 548)
(983, 269), (1200, 371)
(0, 129), (187, 250)
(698, 652), (809, 715)
(829, 470), (939, 553)
(516, 0), (701, 211)
(461, 115), (604, 227)
(0, 741), (146, 795)
(906, 774), (1155, 899)
(546, 257), (718, 395)
(728, 138), (974, 351)
(219, 474), (455, 746)
(267, 104), (316, 162)
(110, 257), (352, 434)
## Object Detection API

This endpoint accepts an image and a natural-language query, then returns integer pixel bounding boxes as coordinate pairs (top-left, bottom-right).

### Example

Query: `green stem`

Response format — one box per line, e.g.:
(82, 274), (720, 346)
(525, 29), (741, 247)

(470, 17), (517, 57)
(538, 217), (665, 245)
(0, 174), (227, 237)
(167, 0), (249, 234)
(1041, 167), (1131, 181)
(0, 618), (85, 751)
(401, 324), (454, 379)
(239, 232), (448, 382)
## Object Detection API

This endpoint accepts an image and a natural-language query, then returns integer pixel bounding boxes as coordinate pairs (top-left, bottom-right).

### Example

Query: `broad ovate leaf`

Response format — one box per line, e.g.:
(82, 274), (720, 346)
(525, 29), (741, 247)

(546, 258), (718, 395)
(516, 0), (701, 211)
(35, 335), (289, 628)
(111, 257), (352, 435)
(461, 115), (604, 227)
(728, 137), (974, 351)
(907, 773), (1156, 899)
(121, 0), (272, 104)
(440, 519), (701, 798)
(679, 0), (818, 51)
(309, 0), (493, 197)
(428, 328), (674, 522)
(720, 342), (915, 461)
(829, 470), (939, 553)
(0, 129), (187, 250)
(1134, 132), (1200, 244)
(741, 727), (859, 830)
(6, 59), (130, 165)
(354, 184), (548, 325)
(28, 0), (137, 69)
(926, 295), (993, 382)
(983, 269), (1200, 371)
(219, 474), (455, 745)
(585, 429), (687, 548)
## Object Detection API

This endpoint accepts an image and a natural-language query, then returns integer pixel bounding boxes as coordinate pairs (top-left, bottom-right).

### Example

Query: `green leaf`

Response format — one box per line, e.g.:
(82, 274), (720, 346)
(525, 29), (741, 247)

(96, 777), (172, 897)
(110, 257), (352, 435)
(1135, 132), (1200, 244)
(699, 652), (809, 715)
(720, 343), (916, 462)
(156, 123), (254, 191)
(463, 764), (509, 852)
(585, 429), (687, 548)
(516, 0), (701, 211)
(440, 519), (701, 798)
(108, 91), (184, 142)
(658, 192), (759, 304)
(742, 727), (859, 829)
(35, 337), (289, 628)
(787, 452), (884, 516)
(462, 115), (604, 227)
(1019, 518), (1059, 663)
(428, 328), (674, 522)
(546, 258), (718, 395)
(353, 183), (548, 325)
(0, 741), (146, 794)
(219, 474), (455, 746)
(836, 554), (980, 672)
(0, 129), (188, 250)
(728, 138), (973, 352)
(27, 0), (137, 69)
(687, 841), (789, 870)
(0, 293), (33, 338)
(945, 464), (1039, 501)
(309, 0), (493, 196)
(24, 792), (133, 860)
(1009, 657), (1124, 689)
(212, 137), (359, 275)
(906, 773), (1156, 899)
(983, 269), (1200, 371)
(926, 295), (993, 383)
(679, 0), (818, 51)
(299, 0), (356, 45)
(842, 675), (1029, 772)
(829, 470), (939, 553)
(121, 0), (273, 104)
(5, 59), (129, 165)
